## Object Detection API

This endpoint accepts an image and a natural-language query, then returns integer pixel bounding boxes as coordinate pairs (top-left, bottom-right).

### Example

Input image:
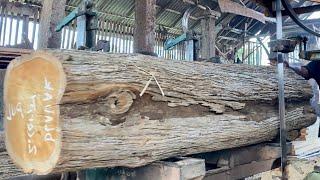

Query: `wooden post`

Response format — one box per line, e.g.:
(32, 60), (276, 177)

(269, 24), (277, 62)
(133, 0), (156, 55)
(38, 0), (67, 49)
(200, 11), (220, 59)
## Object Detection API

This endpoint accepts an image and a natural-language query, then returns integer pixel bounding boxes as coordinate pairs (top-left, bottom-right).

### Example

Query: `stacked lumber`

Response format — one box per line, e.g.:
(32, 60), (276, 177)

(291, 79), (320, 158)
(3, 50), (316, 175)
(291, 118), (320, 158)
(0, 47), (32, 69)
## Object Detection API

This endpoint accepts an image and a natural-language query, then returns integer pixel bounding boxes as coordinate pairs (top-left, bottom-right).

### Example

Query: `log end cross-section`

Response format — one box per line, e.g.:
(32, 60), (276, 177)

(4, 52), (66, 174)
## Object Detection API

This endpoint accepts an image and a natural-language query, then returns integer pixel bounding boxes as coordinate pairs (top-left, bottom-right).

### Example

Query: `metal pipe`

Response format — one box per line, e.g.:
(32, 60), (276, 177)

(276, 0), (287, 179)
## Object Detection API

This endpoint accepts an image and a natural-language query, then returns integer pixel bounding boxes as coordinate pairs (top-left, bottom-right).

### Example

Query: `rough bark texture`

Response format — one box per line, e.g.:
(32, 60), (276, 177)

(0, 132), (26, 179)
(4, 49), (316, 175)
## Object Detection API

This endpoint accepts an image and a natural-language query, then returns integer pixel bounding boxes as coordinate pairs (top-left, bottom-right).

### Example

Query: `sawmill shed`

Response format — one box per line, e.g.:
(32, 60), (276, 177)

(0, 0), (320, 179)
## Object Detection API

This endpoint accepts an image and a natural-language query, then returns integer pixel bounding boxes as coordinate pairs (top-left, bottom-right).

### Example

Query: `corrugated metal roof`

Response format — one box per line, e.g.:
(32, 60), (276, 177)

(25, 0), (316, 46)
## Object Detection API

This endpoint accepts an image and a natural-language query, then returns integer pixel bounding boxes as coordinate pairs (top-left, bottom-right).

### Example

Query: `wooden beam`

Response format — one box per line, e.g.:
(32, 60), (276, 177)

(0, 0), (39, 17)
(134, 0), (156, 54)
(204, 159), (277, 180)
(38, 0), (67, 49)
(156, 1), (174, 17)
(218, 36), (239, 41)
(200, 13), (219, 59)
(99, 158), (205, 180)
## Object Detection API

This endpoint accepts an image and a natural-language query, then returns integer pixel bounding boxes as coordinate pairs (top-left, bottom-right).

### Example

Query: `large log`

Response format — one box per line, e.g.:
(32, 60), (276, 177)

(3, 50), (316, 175)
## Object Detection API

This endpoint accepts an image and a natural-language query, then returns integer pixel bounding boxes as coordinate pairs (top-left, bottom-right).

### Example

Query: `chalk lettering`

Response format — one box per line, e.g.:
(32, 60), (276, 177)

(28, 116), (34, 122)
(10, 104), (16, 117)
(44, 115), (53, 123)
(6, 104), (12, 121)
(16, 103), (24, 118)
(44, 133), (55, 142)
(9, 104), (16, 118)
(43, 92), (53, 101)
(27, 95), (37, 114)
(27, 123), (34, 132)
(44, 77), (53, 91)
(28, 143), (37, 155)
(44, 124), (55, 132)
(27, 131), (35, 138)
(6, 102), (24, 121)
(44, 105), (54, 114)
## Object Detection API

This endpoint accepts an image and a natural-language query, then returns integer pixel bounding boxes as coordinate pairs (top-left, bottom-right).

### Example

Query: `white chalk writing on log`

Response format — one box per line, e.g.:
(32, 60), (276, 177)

(44, 115), (53, 123)
(28, 143), (37, 155)
(27, 95), (37, 155)
(44, 77), (53, 91)
(43, 92), (53, 101)
(6, 102), (24, 121)
(44, 105), (54, 114)
(27, 95), (36, 114)
(43, 78), (55, 142)
(44, 133), (55, 142)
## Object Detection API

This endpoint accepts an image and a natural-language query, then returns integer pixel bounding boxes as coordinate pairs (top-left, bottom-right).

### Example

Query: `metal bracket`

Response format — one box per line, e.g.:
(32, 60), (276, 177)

(55, 0), (98, 49)
(164, 6), (201, 60)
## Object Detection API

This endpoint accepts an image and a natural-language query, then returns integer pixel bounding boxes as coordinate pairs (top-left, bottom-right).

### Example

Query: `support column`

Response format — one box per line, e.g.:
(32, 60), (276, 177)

(134, 0), (156, 55)
(200, 11), (220, 60)
(268, 24), (277, 62)
(38, 0), (67, 49)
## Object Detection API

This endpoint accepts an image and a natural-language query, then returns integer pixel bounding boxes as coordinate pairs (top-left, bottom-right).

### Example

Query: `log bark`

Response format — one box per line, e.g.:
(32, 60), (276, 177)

(3, 49), (316, 175)
(0, 132), (26, 179)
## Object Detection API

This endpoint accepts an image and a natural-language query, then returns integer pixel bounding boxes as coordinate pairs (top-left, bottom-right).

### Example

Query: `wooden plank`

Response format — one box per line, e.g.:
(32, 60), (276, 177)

(2, 8), (7, 46)
(192, 143), (288, 169)
(31, 10), (38, 46)
(0, 47), (33, 54)
(0, 1), (38, 17)
(110, 21), (115, 52)
(292, 118), (320, 156)
(121, 24), (125, 53)
(22, 14), (29, 45)
(14, 13), (20, 45)
(61, 27), (66, 49)
(204, 159), (276, 180)
(96, 19), (101, 42)
(7, 12), (13, 45)
(0, 5), (4, 41)
(82, 158), (205, 180)
(70, 22), (76, 49)
(66, 26), (71, 49)
(38, 0), (66, 49)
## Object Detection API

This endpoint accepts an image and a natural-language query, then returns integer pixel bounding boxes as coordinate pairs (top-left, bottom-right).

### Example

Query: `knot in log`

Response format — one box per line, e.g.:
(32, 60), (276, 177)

(106, 89), (136, 115)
